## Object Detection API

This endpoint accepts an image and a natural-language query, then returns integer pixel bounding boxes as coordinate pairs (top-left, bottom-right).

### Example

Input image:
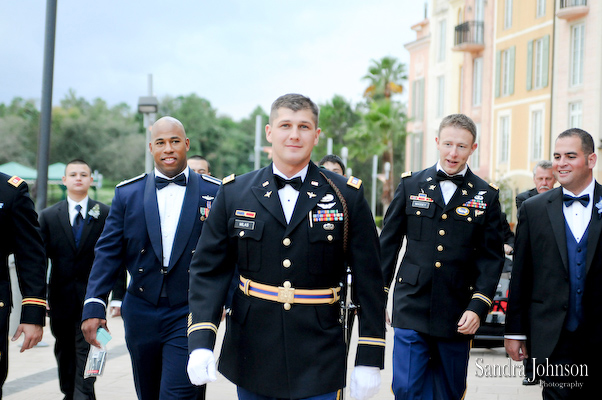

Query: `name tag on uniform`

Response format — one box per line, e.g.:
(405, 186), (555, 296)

(234, 219), (255, 230)
(412, 201), (430, 209)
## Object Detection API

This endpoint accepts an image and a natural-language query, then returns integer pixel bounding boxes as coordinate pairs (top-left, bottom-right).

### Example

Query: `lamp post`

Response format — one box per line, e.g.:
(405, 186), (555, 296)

(137, 95), (158, 172)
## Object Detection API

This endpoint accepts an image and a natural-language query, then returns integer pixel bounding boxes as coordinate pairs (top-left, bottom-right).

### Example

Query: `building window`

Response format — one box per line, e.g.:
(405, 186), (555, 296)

(499, 115), (510, 163)
(437, 76), (445, 117)
(475, 0), (485, 21)
(530, 109), (543, 161)
(473, 57), (483, 106)
(438, 19), (447, 62)
(471, 123), (481, 169)
(534, 38), (544, 89)
(569, 101), (583, 128)
(501, 48), (515, 96)
(571, 23), (585, 87)
(412, 133), (423, 171)
(504, 0), (513, 29)
(536, 0), (546, 18)
(527, 36), (549, 91)
(412, 78), (425, 120)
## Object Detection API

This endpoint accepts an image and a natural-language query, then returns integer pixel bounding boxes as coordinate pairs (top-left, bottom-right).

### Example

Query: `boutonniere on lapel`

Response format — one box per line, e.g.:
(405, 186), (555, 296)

(88, 204), (101, 221)
(595, 197), (602, 219)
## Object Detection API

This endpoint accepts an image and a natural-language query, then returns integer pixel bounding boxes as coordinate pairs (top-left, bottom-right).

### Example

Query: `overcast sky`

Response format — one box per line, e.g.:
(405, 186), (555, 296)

(1, 1), (427, 121)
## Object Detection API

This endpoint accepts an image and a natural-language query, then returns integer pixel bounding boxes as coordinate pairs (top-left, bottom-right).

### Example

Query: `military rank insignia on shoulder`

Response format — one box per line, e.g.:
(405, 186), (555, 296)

(8, 175), (24, 187)
(488, 182), (499, 190)
(202, 174), (221, 185)
(347, 176), (362, 189)
(222, 174), (235, 185)
(116, 173), (146, 188)
(401, 171), (412, 179)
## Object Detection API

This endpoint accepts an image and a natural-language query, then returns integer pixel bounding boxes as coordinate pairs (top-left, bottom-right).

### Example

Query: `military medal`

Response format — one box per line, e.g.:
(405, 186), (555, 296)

(456, 207), (470, 216)
(307, 192), (317, 198)
(313, 210), (344, 222)
(264, 191), (272, 198)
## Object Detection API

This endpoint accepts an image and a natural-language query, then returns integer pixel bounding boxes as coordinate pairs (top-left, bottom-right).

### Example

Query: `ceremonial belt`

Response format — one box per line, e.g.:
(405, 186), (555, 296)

(239, 275), (340, 306)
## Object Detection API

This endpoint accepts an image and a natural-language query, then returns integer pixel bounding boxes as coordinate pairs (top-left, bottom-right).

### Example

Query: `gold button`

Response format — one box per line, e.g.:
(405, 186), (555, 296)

(283, 259), (292, 268)
(283, 238), (291, 246)
(467, 217), (472, 222)
(283, 281), (292, 288)
(284, 303), (291, 311)
(398, 277), (402, 283)
(327, 235), (334, 242)
(239, 231), (245, 237)
(442, 214), (448, 220)
(437, 245), (443, 252)
(200, 216), (206, 221)
(439, 230), (445, 236)
(0, 302), (4, 308)
(435, 262), (442, 268)
(416, 211), (421, 216)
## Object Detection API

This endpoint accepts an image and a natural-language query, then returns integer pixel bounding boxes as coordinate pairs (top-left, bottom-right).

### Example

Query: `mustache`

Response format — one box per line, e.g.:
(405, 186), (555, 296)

(539, 185), (550, 190)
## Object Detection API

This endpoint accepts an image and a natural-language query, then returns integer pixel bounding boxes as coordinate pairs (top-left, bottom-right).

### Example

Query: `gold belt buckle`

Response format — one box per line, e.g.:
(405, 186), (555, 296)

(277, 281), (295, 304)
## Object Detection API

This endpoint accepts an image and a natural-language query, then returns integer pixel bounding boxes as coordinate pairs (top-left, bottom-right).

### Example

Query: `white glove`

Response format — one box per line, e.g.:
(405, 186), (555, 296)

(187, 348), (217, 385)
(350, 365), (381, 400)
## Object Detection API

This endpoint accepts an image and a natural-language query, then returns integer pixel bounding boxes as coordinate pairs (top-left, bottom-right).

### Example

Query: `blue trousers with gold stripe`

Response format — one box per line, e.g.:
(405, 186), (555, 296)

(392, 328), (470, 400)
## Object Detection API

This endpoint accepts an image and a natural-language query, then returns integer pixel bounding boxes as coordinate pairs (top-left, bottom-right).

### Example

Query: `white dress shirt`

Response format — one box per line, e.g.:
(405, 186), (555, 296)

(273, 164), (308, 224)
(562, 178), (595, 243)
(436, 162), (468, 204)
(67, 195), (89, 226)
(155, 168), (188, 267)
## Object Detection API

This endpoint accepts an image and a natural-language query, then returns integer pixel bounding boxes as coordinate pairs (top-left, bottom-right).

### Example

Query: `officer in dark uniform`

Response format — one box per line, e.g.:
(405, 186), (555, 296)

(81, 117), (220, 400)
(380, 114), (504, 399)
(187, 94), (386, 400)
(0, 172), (47, 396)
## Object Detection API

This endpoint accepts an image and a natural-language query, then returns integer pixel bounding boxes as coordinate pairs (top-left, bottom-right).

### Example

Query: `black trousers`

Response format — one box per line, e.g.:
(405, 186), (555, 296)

(50, 317), (96, 400)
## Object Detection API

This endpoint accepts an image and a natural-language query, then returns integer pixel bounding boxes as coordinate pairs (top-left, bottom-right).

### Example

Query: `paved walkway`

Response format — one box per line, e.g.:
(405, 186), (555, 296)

(4, 314), (542, 399)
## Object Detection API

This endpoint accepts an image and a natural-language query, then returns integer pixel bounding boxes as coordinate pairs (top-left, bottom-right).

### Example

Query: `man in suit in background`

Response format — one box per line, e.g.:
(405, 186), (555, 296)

(187, 94), (386, 400)
(187, 155), (211, 176)
(0, 172), (47, 396)
(515, 160), (556, 210)
(380, 114), (504, 399)
(505, 128), (601, 399)
(39, 159), (124, 400)
(81, 116), (220, 400)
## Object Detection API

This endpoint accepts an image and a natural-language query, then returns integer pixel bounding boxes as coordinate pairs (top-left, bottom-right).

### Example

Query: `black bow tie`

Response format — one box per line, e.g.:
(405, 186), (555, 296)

(435, 170), (465, 186)
(155, 173), (187, 190)
(274, 175), (303, 191)
(563, 194), (590, 207)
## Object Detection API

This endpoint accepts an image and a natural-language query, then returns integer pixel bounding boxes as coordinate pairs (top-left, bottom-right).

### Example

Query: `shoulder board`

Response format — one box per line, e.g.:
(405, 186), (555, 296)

(401, 171), (412, 179)
(116, 173), (146, 188)
(8, 175), (24, 187)
(201, 174), (221, 185)
(222, 174), (235, 185)
(346, 176), (362, 189)
(489, 182), (499, 190)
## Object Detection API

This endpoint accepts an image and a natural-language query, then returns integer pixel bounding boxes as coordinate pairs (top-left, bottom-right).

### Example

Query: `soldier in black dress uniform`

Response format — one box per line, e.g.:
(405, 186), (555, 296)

(380, 114), (504, 399)
(0, 172), (47, 396)
(187, 94), (386, 400)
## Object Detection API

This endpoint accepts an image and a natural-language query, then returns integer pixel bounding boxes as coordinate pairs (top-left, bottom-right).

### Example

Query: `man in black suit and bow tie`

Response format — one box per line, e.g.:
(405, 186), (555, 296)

(81, 117), (220, 400)
(186, 94), (386, 400)
(39, 159), (124, 400)
(380, 114), (504, 399)
(505, 128), (601, 399)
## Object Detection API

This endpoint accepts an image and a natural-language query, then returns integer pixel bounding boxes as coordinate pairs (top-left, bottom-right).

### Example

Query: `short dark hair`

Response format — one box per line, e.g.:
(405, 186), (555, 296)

(269, 94), (319, 127)
(557, 128), (595, 156)
(438, 114), (477, 143)
(319, 154), (345, 172)
(188, 155), (210, 173)
(65, 159), (91, 175)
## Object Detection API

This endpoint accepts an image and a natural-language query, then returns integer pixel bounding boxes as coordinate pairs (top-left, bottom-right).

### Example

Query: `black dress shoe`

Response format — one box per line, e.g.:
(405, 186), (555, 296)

(522, 378), (538, 385)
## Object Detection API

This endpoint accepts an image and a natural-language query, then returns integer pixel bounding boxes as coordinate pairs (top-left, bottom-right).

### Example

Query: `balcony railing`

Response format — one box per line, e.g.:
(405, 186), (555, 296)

(453, 21), (484, 53)
(558, 0), (589, 20)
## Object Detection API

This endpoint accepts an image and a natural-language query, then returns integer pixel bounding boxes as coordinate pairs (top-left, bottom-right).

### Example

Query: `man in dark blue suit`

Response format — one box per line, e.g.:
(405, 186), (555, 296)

(81, 116), (220, 400)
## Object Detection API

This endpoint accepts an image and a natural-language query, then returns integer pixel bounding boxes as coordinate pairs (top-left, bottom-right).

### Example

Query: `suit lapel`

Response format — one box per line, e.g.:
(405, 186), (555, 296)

(546, 189), (569, 271)
(144, 172), (163, 263)
(251, 166), (287, 227)
(285, 163), (329, 237)
(77, 198), (97, 252)
(169, 169), (198, 269)
(586, 183), (602, 275)
(58, 200), (77, 251)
